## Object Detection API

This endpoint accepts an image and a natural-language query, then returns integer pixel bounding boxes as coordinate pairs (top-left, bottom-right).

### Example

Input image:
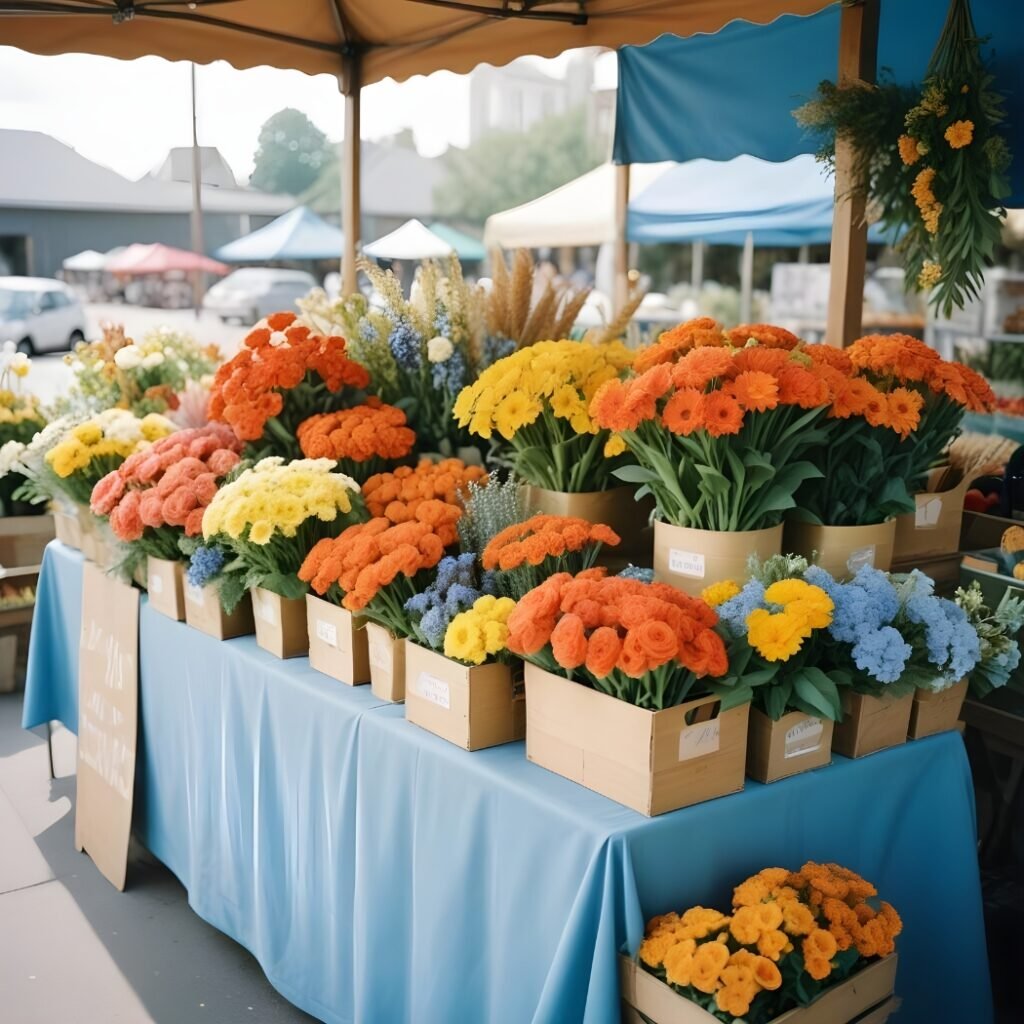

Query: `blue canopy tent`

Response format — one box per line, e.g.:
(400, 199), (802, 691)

(215, 206), (345, 262)
(614, 0), (1024, 206)
(428, 223), (487, 262)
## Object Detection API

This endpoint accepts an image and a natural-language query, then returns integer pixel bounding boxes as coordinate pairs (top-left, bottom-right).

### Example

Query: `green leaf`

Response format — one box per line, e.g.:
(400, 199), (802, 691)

(695, 464), (730, 497)
(710, 682), (753, 711)
(612, 464), (661, 484)
(793, 669), (842, 720)
(258, 572), (307, 601)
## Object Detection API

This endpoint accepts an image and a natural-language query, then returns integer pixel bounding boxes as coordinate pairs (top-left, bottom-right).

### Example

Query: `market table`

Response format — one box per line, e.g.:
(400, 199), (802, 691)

(24, 541), (994, 1024)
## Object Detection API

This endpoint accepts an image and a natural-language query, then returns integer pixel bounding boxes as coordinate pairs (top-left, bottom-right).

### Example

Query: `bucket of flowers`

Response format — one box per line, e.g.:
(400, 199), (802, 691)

(0, 343), (47, 517)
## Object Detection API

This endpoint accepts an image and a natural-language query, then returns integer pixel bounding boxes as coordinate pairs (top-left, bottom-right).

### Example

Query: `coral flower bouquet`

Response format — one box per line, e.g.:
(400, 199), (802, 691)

(207, 311), (369, 458)
(630, 862), (901, 1024)
(508, 570), (746, 814)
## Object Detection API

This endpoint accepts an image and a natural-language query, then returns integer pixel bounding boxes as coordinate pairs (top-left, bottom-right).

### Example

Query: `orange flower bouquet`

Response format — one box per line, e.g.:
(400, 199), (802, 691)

(360, 458), (487, 524)
(796, 333), (995, 526)
(634, 861), (901, 1023)
(208, 311), (369, 458)
(506, 571), (733, 709)
(296, 397), (416, 481)
(298, 503), (460, 637)
(482, 514), (621, 599)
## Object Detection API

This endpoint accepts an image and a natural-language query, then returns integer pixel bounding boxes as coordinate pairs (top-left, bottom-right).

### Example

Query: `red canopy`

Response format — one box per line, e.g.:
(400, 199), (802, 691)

(106, 243), (228, 276)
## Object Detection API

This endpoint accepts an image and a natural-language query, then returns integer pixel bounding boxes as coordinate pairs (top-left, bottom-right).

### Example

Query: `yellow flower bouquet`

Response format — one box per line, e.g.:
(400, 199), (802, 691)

(444, 594), (517, 666)
(452, 339), (633, 492)
(635, 862), (901, 1023)
(201, 457), (365, 601)
(0, 345), (46, 515)
(44, 409), (176, 506)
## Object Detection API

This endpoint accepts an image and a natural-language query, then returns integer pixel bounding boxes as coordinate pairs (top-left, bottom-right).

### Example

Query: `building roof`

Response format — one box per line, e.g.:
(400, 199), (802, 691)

(0, 130), (291, 216)
(150, 146), (238, 189)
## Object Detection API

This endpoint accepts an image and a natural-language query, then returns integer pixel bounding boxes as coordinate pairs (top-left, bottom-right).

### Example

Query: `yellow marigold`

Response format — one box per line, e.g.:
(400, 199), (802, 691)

(898, 134), (921, 166)
(757, 928), (789, 962)
(746, 608), (808, 662)
(691, 941), (730, 994)
(729, 906), (763, 946)
(911, 167), (942, 235)
(663, 939), (697, 986)
(702, 579), (741, 608)
(603, 433), (626, 458)
(804, 954), (833, 981)
(804, 927), (839, 961)
(638, 931), (678, 969)
(917, 260), (943, 289)
(782, 900), (816, 937)
(944, 119), (974, 149)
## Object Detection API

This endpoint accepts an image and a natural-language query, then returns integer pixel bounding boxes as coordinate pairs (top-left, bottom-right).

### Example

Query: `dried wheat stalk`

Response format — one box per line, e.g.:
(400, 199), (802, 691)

(509, 248), (534, 339)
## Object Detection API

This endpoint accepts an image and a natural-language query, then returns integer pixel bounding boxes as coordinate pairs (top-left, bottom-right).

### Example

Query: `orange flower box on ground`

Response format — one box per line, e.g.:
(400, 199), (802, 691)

(184, 582), (254, 641)
(524, 664), (748, 816)
(366, 621), (406, 702)
(404, 641), (525, 751)
(746, 708), (834, 784)
(251, 587), (308, 659)
(146, 557), (185, 621)
(832, 692), (913, 759)
(653, 522), (783, 597)
(784, 521), (896, 580)
(908, 680), (968, 740)
(618, 953), (898, 1024)
(306, 595), (370, 686)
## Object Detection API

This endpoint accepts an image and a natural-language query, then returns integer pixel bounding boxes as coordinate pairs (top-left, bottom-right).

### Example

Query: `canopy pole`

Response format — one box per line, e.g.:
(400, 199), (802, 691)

(189, 63), (205, 320)
(739, 232), (754, 323)
(824, 0), (879, 347)
(691, 241), (704, 291)
(340, 52), (362, 297)
(613, 163), (630, 309)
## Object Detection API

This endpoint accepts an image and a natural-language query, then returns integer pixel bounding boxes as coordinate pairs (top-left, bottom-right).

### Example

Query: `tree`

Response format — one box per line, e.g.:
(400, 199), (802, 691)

(250, 108), (333, 195)
(434, 106), (602, 225)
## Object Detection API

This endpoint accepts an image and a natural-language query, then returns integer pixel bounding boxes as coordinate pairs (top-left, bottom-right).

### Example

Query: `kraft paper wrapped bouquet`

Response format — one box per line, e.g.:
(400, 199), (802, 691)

(634, 862), (901, 1023)
(207, 311), (370, 459)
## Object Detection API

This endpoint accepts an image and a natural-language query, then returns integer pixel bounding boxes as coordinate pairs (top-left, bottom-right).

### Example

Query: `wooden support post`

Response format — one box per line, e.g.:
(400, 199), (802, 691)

(739, 232), (754, 324)
(825, 0), (880, 347)
(613, 162), (630, 310)
(340, 52), (362, 297)
(691, 240), (704, 291)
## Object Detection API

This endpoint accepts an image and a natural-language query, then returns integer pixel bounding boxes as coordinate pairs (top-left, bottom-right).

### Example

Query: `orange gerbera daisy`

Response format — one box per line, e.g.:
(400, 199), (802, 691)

(886, 387), (923, 438)
(725, 324), (800, 350)
(661, 389), (705, 435)
(829, 377), (877, 419)
(703, 392), (744, 437)
(863, 390), (890, 429)
(730, 371), (779, 413)
(671, 347), (736, 389)
(732, 346), (791, 376)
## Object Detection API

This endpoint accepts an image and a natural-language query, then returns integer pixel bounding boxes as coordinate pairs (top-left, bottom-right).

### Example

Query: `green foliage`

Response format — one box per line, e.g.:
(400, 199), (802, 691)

(433, 106), (602, 224)
(250, 108), (333, 196)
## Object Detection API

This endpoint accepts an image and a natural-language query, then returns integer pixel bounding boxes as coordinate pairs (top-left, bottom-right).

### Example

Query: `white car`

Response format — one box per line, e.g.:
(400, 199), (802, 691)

(202, 268), (318, 323)
(0, 277), (86, 354)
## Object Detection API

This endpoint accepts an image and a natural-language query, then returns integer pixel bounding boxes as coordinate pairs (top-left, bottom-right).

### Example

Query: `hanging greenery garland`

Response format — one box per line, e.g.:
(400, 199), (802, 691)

(794, 0), (1012, 316)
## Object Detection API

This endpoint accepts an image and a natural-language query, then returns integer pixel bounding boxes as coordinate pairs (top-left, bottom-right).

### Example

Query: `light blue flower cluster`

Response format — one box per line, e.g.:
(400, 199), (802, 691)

(905, 592), (980, 681)
(431, 347), (467, 391)
(803, 565), (896, 644)
(187, 545), (224, 588)
(388, 317), (422, 371)
(851, 625), (912, 683)
(618, 565), (655, 583)
(482, 334), (516, 369)
(404, 552), (496, 651)
(717, 579), (767, 638)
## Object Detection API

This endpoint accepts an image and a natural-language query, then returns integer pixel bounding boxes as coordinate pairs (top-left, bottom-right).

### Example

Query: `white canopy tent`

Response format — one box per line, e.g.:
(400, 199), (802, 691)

(62, 249), (106, 272)
(363, 219), (454, 261)
(483, 162), (674, 249)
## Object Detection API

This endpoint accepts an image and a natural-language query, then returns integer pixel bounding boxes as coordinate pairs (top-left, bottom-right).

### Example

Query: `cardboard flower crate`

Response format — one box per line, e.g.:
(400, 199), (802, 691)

(893, 466), (969, 563)
(653, 522), (783, 597)
(404, 641), (525, 750)
(618, 954), (898, 1024)
(250, 587), (308, 659)
(784, 520), (896, 580)
(366, 621), (406, 702)
(746, 708), (834, 784)
(524, 664), (748, 816)
(908, 680), (968, 740)
(0, 513), (54, 567)
(184, 582), (254, 641)
(305, 595), (370, 686)
(146, 557), (185, 621)
(53, 505), (85, 551)
(832, 692), (913, 759)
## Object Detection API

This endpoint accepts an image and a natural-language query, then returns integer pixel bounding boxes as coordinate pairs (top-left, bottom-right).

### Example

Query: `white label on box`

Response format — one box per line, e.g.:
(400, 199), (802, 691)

(369, 636), (392, 672)
(415, 671), (451, 710)
(846, 545), (876, 573)
(916, 496), (942, 529)
(678, 719), (720, 761)
(185, 583), (204, 606)
(148, 572), (163, 595)
(315, 618), (338, 648)
(668, 548), (705, 579)
(255, 592), (278, 626)
(784, 716), (824, 759)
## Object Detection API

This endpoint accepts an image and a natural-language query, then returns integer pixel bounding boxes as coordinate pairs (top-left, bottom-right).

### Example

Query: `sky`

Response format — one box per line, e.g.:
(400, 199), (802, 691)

(0, 45), (614, 184)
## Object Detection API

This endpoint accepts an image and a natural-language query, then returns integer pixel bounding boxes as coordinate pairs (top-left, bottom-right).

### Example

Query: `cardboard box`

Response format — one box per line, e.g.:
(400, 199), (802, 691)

(146, 557), (186, 621)
(366, 621), (407, 702)
(654, 521), (783, 597)
(832, 691), (913, 759)
(893, 466), (969, 562)
(746, 707), (834, 783)
(80, 518), (119, 571)
(250, 587), (308, 659)
(404, 641), (525, 750)
(784, 520), (896, 580)
(53, 506), (84, 550)
(961, 509), (1023, 552)
(524, 664), (748, 816)
(184, 581), (254, 640)
(889, 551), (962, 596)
(908, 680), (968, 740)
(306, 595), (370, 685)
(618, 954), (898, 1024)
(0, 513), (54, 568)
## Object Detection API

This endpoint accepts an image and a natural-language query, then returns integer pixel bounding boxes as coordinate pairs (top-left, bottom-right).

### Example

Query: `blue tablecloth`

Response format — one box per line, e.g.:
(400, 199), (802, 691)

(24, 541), (993, 1024)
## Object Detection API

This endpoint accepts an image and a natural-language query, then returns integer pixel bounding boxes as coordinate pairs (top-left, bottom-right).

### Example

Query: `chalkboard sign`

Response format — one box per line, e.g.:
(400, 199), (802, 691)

(75, 561), (140, 891)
